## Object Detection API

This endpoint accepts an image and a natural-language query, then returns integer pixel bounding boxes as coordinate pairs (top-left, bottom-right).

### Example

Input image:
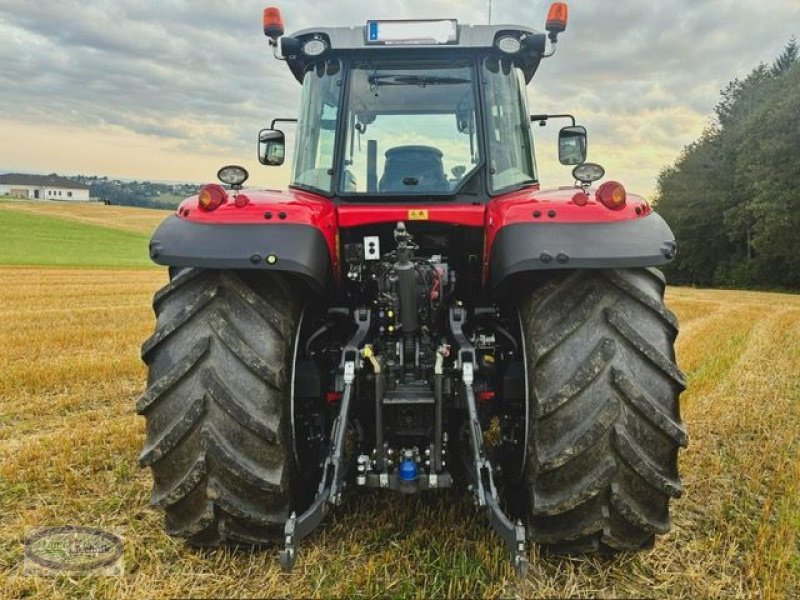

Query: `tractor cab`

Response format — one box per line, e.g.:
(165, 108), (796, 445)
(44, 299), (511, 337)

(259, 10), (575, 202)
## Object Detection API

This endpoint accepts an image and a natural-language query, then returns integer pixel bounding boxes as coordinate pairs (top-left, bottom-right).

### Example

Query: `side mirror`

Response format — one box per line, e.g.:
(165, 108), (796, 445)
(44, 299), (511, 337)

(258, 129), (286, 166)
(558, 125), (587, 166)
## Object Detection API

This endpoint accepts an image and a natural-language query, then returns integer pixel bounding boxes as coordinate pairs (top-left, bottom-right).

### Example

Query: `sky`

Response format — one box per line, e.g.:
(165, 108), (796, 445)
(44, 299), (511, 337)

(0, 0), (798, 197)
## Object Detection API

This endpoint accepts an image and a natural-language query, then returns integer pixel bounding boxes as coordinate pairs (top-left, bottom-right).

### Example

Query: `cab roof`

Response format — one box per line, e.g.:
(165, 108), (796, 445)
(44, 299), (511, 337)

(281, 23), (546, 83)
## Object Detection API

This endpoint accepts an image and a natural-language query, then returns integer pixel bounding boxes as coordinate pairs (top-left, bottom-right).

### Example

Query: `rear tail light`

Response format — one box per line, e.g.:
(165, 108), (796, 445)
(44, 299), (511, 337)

(325, 391), (343, 404)
(477, 391), (496, 403)
(198, 184), (227, 212)
(596, 181), (627, 211)
(572, 191), (589, 206)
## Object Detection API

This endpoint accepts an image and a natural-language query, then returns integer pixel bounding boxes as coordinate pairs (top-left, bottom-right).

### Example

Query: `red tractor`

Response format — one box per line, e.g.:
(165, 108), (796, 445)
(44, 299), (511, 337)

(139, 3), (686, 575)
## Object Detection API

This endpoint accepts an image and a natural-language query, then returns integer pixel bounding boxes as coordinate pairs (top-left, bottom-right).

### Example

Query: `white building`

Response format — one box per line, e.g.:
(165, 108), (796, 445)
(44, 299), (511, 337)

(0, 173), (91, 201)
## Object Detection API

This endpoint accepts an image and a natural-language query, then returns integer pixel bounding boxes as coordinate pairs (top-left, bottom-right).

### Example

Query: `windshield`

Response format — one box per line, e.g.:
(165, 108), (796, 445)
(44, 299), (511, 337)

(482, 57), (537, 192)
(291, 60), (343, 194)
(339, 61), (480, 195)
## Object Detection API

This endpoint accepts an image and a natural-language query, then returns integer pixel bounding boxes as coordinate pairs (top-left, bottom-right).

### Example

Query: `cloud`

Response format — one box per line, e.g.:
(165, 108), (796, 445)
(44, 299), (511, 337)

(0, 0), (797, 193)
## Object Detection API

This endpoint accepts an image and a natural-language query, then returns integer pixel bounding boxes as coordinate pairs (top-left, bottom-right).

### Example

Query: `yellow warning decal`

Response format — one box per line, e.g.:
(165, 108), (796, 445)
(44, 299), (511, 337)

(408, 209), (429, 220)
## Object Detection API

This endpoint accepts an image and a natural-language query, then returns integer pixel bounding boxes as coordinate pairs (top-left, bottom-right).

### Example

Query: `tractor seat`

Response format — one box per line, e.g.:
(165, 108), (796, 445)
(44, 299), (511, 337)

(379, 145), (449, 193)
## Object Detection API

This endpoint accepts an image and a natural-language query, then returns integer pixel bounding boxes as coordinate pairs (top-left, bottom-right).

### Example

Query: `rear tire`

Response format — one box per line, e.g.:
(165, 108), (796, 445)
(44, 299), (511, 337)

(137, 269), (300, 545)
(519, 268), (687, 552)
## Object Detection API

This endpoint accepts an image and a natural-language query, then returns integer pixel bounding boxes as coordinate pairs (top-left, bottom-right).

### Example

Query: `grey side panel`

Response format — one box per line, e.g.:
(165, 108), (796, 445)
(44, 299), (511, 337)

(489, 213), (677, 288)
(149, 216), (334, 292)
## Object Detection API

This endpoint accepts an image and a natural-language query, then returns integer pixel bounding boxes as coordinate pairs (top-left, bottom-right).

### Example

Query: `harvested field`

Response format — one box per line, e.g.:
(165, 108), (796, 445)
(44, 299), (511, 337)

(1, 199), (171, 235)
(0, 267), (798, 598)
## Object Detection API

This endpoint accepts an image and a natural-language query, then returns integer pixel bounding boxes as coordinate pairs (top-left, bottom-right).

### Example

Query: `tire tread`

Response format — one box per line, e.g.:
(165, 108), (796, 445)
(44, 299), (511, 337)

(522, 268), (686, 552)
(139, 269), (297, 545)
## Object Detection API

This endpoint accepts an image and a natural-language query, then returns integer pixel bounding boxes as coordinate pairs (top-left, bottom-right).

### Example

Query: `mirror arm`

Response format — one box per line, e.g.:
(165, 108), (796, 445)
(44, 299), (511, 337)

(530, 113), (576, 127)
(270, 118), (298, 129)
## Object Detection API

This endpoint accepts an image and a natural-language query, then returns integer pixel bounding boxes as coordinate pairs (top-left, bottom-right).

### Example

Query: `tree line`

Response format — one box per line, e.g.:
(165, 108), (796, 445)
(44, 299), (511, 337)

(655, 39), (799, 290)
(73, 175), (199, 209)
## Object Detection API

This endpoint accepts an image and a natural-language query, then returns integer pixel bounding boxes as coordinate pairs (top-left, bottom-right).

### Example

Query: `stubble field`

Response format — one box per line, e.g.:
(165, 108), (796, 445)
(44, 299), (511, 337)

(0, 202), (798, 598)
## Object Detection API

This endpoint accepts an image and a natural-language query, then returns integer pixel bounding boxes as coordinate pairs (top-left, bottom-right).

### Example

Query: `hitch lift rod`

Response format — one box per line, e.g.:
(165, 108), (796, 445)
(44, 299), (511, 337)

(279, 308), (371, 571)
(449, 307), (529, 577)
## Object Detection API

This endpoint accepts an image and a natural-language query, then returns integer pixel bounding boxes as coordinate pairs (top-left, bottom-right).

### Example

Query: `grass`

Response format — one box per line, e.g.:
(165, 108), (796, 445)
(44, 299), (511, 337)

(0, 207), (159, 269)
(0, 267), (798, 598)
(0, 198), (171, 235)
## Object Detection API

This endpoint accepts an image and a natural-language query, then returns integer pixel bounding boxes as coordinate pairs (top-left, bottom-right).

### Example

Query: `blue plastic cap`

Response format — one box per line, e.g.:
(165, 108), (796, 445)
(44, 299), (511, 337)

(398, 459), (418, 481)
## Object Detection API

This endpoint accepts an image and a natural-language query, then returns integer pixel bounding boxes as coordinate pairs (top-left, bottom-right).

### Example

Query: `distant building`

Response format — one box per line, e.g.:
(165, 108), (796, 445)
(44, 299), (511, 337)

(0, 173), (91, 201)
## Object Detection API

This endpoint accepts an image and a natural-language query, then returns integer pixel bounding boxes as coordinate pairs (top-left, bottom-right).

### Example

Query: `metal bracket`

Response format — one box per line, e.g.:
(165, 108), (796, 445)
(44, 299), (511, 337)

(279, 308), (371, 572)
(449, 307), (529, 577)
(449, 307), (477, 369)
(462, 362), (474, 386)
(343, 360), (356, 385)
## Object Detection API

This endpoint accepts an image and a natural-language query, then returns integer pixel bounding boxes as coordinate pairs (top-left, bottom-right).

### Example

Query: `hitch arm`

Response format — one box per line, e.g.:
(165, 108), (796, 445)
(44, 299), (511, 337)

(279, 308), (371, 571)
(449, 307), (529, 577)
(463, 370), (528, 576)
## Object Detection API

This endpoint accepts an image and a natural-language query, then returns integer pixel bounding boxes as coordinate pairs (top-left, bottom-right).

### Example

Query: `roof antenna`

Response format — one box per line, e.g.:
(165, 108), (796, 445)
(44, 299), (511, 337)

(488, 0), (493, 24)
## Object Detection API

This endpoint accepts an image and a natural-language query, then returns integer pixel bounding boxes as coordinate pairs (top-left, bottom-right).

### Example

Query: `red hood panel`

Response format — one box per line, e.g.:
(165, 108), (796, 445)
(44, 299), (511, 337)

(178, 185), (650, 227)
(178, 188), (334, 225)
(337, 204), (485, 228)
(175, 184), (653, 288)
(489, 186), (652, 224)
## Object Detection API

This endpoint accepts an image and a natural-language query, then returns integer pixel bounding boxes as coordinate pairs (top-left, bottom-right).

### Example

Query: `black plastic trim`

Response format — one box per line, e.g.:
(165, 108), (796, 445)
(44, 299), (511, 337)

(489, 212), (677, 288)
(149, 216), (334, 293)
